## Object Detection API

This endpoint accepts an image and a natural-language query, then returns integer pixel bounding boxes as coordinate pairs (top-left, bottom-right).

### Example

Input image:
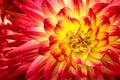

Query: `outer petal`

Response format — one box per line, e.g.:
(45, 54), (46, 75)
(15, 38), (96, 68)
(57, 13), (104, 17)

(6, 40), (40, 57)
(26, 55), (48, 80)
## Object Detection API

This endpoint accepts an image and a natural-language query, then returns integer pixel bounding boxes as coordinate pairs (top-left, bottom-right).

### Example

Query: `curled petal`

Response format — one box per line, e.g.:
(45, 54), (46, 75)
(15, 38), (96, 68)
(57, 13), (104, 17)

(57, 7), (71, 20)
(44, 18), (57, 34)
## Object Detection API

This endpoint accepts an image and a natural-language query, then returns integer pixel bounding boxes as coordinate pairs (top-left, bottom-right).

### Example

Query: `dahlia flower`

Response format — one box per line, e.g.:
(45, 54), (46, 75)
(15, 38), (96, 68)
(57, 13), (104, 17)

(6, 0), (120, 80)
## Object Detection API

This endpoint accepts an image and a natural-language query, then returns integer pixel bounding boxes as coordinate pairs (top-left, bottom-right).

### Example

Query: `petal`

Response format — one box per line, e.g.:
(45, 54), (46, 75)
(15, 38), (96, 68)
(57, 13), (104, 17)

(44, 18), (57, 34)
(23, 29), (48, 41)
(43, 0), (65, 12)
(6, 11), (31, 21)
(6, 63), (31, 79)
(72, 65), (87, 78)
(38, 40), (50, 55)
(107, 48), (119, 62)
(92, 3), (108, 14)
(97, 32), (109, 47)
(68, 0), (83, 18)
(83, 17), (92, 28)
(58, 62), (71, 78)
(44, 58), (57, 80)
(0, 34), (31, 41)
(49, 35), (60, 47)
(97, 32), (109, 40)
(104, 6), (120, 19)
(57, 7), (71, 20)
(51, 51), (64, 62)
(72, 52), (88, 65)
(102, 54), (120, 75)
(26, 55), (48, 79)
(108, 26), (120, 36)
(60, 44), (71, 56)
(97, 16), (110, 28)
(88, 66), (102, 78)
(5, 50), (38, 66)
(88, 8), (96, 27)
(86, 57), (102, 67)
(41, 0), (56, 18)
(6, 40), (40, 57)
(20, 5), (44, 21)
(90, 51), (106, 59)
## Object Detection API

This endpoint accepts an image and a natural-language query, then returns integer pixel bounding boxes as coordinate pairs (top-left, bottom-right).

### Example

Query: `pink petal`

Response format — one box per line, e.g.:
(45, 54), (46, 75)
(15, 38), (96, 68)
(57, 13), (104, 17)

(6, 40), (40, 57)
(38, 40), (50, 55)
(26, 55), (48, 79)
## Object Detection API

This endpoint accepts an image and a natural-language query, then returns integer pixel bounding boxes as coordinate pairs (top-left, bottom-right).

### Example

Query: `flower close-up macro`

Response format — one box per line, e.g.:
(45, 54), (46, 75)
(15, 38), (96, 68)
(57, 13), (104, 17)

(1, 0), (120, 80)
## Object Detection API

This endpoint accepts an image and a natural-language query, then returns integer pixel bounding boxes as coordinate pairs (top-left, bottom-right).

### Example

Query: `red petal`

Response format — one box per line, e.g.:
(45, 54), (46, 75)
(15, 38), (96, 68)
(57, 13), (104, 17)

(107, 48), (119, 62)
(88, 8), (96, 27)
(57, 7), (71, 20)
(98, 16), (110, 27)
(58, 62), (71, 79)
(26, 55), (48, 79)
(38, 40), (50, 55)
(92, 3), (108, 14)
(109, 26), (120, 36)
(44, 18), (56, 34)
(6, 63), (30, 79)
(97, 32), (109, 40)
(44, 58), (57, 80)
(88, 66), (102, 78)
(68, 0), (83, 18)
(83, 17), (92, 27)
(72, 65), (87, 78)
(104, 6), (120, 19)
(20, 5), (44, 21)
(49, 35), (60, 46)
(23, 29), (48, 41)
(0, 34), (31, 41)
(102, 54), (120, 76)
(41, 0), (56, 17)
(6, 40), (40, 57)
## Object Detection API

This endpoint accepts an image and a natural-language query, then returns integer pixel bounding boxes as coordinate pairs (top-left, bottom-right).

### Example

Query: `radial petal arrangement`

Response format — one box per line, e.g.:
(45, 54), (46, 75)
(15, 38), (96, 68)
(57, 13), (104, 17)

(1, 0), (120, 80)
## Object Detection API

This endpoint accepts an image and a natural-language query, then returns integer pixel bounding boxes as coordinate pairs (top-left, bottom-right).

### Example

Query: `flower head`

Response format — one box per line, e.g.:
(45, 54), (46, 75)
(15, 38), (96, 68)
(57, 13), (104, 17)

(7, 0), (120, 80)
